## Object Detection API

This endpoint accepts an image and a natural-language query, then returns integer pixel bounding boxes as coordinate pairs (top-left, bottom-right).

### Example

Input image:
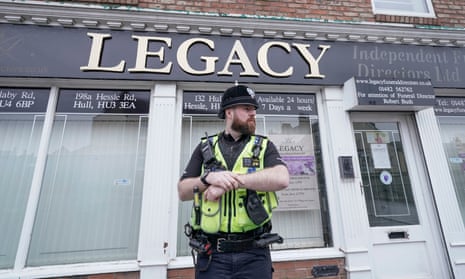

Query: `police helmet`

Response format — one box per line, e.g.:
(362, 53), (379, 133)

(218, 85), (258, 119)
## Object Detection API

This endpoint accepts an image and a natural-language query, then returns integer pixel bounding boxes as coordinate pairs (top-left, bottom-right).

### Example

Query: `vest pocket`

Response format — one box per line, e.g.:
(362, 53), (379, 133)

(200, 199), (222, 233)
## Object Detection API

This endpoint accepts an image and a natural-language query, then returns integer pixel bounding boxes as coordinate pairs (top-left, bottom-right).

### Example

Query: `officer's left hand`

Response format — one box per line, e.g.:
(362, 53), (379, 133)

(206, 171), (244, 192)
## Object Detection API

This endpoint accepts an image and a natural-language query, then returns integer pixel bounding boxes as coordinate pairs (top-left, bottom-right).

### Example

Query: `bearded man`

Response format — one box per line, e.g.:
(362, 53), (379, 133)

(178, 84), (289, 279)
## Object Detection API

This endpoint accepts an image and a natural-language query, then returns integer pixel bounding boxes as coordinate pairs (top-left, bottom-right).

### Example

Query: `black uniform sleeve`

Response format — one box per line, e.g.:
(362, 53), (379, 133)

(180, 143), (203, 180)
(264, 140), (287, 168)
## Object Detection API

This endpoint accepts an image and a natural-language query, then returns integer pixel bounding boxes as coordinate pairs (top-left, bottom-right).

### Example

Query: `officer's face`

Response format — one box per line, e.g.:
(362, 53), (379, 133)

(230, 105), (256, 135)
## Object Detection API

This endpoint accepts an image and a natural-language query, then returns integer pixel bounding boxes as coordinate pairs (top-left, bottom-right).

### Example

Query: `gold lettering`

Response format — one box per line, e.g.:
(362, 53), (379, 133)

(258, 41), (293, 77)
(128, 36), (172, 73)
(80, 33), (333, 80)
(218, 40), (259, 77)
(177, 38), (218, 75)
(292, 43), (330, 78)
(80, 33), (125, 72)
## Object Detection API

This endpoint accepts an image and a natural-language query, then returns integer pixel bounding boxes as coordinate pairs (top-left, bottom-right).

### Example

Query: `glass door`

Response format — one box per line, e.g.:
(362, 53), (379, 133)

(354, 121), (419, 227)
(351, 112), (450, 279)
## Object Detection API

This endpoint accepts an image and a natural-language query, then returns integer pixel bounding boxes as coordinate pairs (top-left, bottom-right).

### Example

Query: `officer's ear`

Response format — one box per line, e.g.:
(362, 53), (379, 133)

(225, 108), (234, 119)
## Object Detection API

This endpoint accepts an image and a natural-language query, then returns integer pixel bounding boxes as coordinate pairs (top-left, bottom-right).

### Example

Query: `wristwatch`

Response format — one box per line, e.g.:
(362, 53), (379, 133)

(200, 170), (211, 186)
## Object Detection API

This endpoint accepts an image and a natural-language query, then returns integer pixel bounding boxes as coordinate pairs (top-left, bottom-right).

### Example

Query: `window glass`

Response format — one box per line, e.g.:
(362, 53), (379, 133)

(265, 116), (330, 249)
(372, 0), (434, 16)
(437, 116), (465, 226)
(27, 89), (149, 266)
(0, 88), (49, 269)
(177, 91), (331, 256)
(0, 114), (44, 268)
(353, 122), (419, 227)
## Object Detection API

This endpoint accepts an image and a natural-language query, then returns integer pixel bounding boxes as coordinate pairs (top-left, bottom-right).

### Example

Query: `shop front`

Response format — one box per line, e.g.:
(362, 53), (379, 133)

(1, 6), (465, 279)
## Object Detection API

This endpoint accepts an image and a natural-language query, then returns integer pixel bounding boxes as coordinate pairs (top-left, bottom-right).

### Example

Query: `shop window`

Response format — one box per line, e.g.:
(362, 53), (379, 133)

(26, 89), (150, 266)
(372, 0), (435, 17)
(436, 98), (465, 226)
(177, 91), (332, 256)
(0, 88), (49, 269)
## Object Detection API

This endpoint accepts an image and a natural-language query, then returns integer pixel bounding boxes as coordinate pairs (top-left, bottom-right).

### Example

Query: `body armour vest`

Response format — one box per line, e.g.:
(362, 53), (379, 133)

(191, 134), (279, 233)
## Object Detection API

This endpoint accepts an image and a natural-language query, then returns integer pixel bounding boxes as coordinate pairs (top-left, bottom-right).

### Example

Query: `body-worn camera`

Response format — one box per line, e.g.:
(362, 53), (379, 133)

(201, 133), (225, 170)
(201, 140), (216, 166)
(246, 189), (269, 225)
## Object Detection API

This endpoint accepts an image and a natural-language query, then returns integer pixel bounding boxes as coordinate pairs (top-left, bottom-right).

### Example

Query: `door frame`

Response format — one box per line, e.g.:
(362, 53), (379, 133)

(350, 111), (451, 279)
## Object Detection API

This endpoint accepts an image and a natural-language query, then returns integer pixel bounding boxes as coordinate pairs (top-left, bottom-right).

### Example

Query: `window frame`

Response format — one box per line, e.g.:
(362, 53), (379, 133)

(436, 115), (465, 226)
(26, 111), (149, 266)
(170, 84), (344, 269)
(0, 80), (152, 278)
(371, 0), (436, 18)
(175, 85), (337, 259)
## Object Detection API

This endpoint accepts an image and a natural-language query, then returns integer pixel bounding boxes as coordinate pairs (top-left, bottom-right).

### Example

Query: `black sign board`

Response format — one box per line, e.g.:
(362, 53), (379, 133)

(344, 77), (435, 111)
(3, 24), (465, 88)
(56, 89), (150, 114)
(0, 88), (50, 113)
(183, 91), (317, 116)
(435, 97), (465, 116)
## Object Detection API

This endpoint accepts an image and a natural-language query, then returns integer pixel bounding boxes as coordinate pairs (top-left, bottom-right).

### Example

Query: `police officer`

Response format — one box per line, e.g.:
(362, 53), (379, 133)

(178, 84), (289, 279)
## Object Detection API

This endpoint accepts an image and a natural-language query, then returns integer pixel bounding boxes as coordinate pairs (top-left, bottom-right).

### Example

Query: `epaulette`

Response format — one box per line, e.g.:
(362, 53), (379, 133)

(201, 133), (219, 145)
(253, 134), (267, 140)
(201, 135), (216, 140)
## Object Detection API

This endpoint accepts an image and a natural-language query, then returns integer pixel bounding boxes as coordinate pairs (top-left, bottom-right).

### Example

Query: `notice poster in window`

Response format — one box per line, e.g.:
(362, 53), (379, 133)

(370, 144), (392, 169)
(366, 131), (390, 144)
(453, 135), (465, 153)
(366, 131), (392, 169)
(269, 134), (319, 211)
(452, 135), (465, 171)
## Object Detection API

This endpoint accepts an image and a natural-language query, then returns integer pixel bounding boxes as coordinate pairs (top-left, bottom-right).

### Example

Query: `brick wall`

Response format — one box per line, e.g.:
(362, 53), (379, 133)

(37, 0), (465, 28)
(53, 271), (139, 279)
(272, 258), (346, 279)
(432, 0), (465, 27)
(136, 0), (375, 23)
(52, 258), (345, 279)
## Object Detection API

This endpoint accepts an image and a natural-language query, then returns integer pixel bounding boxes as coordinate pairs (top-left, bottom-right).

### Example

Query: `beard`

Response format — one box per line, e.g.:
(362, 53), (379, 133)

(231, 115), (256, 135)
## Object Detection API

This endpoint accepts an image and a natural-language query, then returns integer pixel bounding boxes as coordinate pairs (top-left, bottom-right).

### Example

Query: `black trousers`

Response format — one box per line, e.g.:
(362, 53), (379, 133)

(196, 247), (272, 279)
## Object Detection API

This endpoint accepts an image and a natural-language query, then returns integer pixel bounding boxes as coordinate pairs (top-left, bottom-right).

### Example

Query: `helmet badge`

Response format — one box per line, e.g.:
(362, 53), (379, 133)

(247, 87), (255, 99)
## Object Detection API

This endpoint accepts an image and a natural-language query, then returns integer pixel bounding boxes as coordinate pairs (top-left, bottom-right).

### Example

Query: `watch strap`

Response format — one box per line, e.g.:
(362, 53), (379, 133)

(200, 171), (211, 186)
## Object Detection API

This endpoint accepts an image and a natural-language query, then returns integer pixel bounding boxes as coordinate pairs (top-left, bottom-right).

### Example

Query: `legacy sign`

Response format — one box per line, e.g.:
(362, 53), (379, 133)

(81, 33), (329, 80)
(2, 24), (465, 88)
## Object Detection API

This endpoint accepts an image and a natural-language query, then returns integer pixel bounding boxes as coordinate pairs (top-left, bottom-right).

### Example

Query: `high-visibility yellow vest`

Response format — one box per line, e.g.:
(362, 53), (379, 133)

(191, 134), (278, 233)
